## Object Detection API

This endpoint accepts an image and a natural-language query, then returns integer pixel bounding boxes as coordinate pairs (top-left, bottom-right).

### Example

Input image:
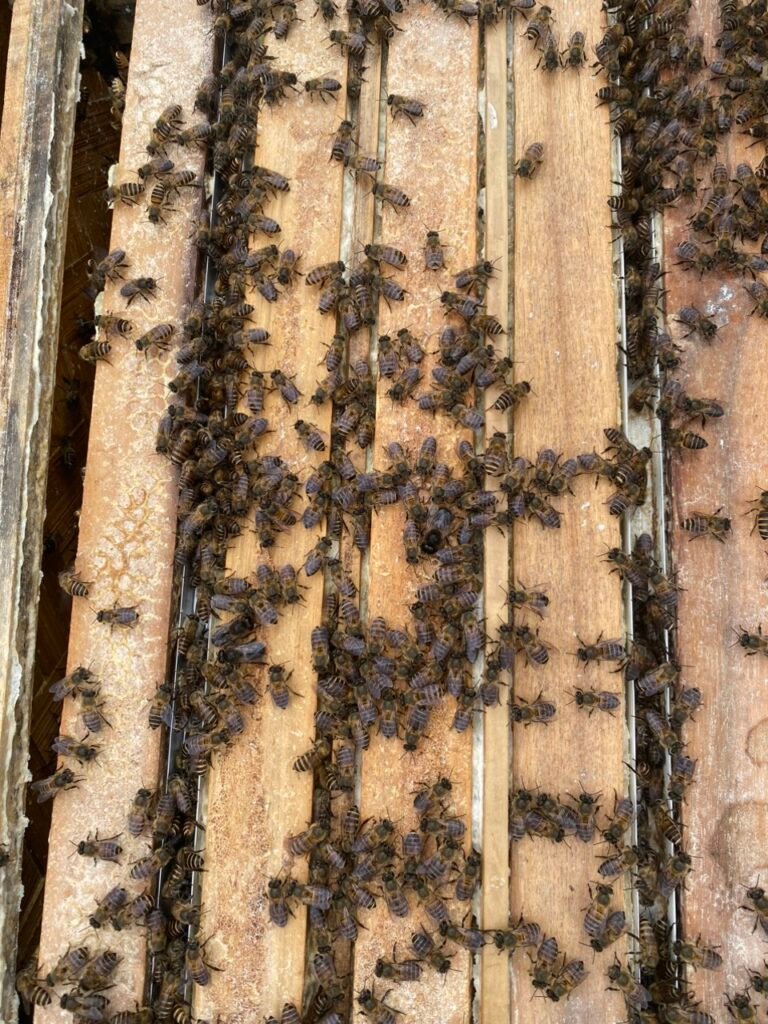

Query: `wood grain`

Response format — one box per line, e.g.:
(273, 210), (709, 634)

(194, 15), (348, 1020)
(480, 15), (512, 1024)
(510, 3), (627, 1020)
(661, 2), (768, 1008)
(35, 2), (211, 1019)
(350, 8), (478, 1022)
(0, 0), (85, 1015)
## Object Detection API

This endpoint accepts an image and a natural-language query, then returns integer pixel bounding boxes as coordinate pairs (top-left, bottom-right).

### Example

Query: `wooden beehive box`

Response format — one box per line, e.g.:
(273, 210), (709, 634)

(1, 0), (768, 1022)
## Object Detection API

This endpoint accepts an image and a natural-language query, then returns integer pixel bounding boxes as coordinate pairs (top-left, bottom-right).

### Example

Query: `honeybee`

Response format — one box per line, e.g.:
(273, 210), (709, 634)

(575, 633), (625, 665)
(58, 566), (91, 598)
(680, 508), (731, 542)
(96, 603), (140, 628)
(561, 30), (586, 68)
(515, 142), (544, 178)
(745, 490), (768, 540)
(511, 690), (556, 726)
(733, 624), (768, 657)
(31, 767), (81, 802)
(546, 958), (587, 1002)
(104, 182), (145, 206)
(387, 93), (425, 124)
(570, 687), (620, 715)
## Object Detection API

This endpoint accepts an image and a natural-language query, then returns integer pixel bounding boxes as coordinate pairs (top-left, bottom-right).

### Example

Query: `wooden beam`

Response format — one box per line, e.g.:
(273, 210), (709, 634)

(662, 2), (768, 1006)
(510, 3), (627, 1020)
(195, 15), (348, 1019)
(480, 15), (512, 1024)
(0, 0), (84, 1015)
(350, 7), (478, 1021)
(35, 1), (211, 1019)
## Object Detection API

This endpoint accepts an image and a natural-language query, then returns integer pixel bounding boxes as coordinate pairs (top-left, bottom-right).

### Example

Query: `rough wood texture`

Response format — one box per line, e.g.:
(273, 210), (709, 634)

(662, 3), (768, 1006)
(350, 8), (478, 1021)
(36, 3), (210, 1019)
(480, 16), (512, 1023)
(195, 16), (347, 1020)
(0, 0), (84, 1014)
(509, 3), (627, 1020)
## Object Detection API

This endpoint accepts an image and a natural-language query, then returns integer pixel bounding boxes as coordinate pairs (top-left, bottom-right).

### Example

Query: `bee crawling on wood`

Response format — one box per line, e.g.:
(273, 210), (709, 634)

(511, 690), (556, 726)
(304, 76), (342, 101)
(680, 508), (732, 542)
(30, 768), (82, 803)
(732, 624), (768, 658)
(387, 93), (425, 124)
(744, 490), (768, 540)
(569, 687), (621, 715)
(575, 632), (625, 666)
(120, 276), (161, 305)
(72, 831), (123, 864)
(58, 566), (92, 598)
(95, 603), (140, 629)
(515, 142), (544, 178)
(561, 30), (586, 68)
(104, 181), (145, 207)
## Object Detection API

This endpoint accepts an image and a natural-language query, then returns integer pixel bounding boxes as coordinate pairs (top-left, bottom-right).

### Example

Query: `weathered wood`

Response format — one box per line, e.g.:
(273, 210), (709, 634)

(0, 0), (84, 1015)
(509, 3), (627, 1020)
(350, 8), (479, 1021)
(480, 16), (512, 1024)
(195, 16), (348, 1020)
(662, 3), (768, 1006)
(36, 2), (211, 1019)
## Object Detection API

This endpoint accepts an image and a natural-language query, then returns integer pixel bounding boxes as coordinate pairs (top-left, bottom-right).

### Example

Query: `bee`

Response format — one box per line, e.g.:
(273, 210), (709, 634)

(733, 623), (768, 657)
(601, 797), (634, 851)
(267, 875), (295, 927)
(529, 935), (558, 990)
(96, 603), (140, 628)
(536, 30), (560, 71)
(681, 508), (731, 542)
(52, 734), (101, 763)
(104, 181), (145, 206)
(511, 690), (556, 726)
(91, 248), (128, 284)
(672, 936), (722, 970)
(79, 340), (112, 364)
(666, 427), (708, 451)
(46, 946), (91, 986)
(743, 885), (768, 937)
(365, 243), (407, 268)
(88, 884), (129, 929)
(294, 737), (331, 772)
(372, 182), (410, 210)
(295, 419), (327, 452)
(96, 313), (133, 337)
(675, 305), (719, 342)
(79, 949), (121, 991)
(147, 103), (183, 155)
(276, 248), (302, 287)
(186, 938), (220, 986)
(583, 883), (614, 938)
(575, 633), (625, 666)
(307, 259), (346, 286)
(135, 322), (174, 356)
(174, 123), (213, 148)
(375, 950), (422, 982)
(147, 181), (175, 224)
(424, 229), (446, 270)
(515, 142), (544, 178)
(491, 380), (531, 412)
(328, 27), (368, 56)
(315, 0), (338, 18)
(746, 280), (768, 318)
(267, 665), (298, 711)
(745, 490), (768, 540)
(16, 963), (53, 1013)
(507, 580), (548, 617)
(570, 687), (621, 715)
(726, 993), (758, 1022)
(305, 77), (342, 101)
(658, 850), (693, 897)
(58, 566), (91, 598)
(31, 767), (81, 802)
(129, 844), (174, 880)
(127, 787), (154, 837)
(546, 958), (587, 1002)
(387, 93), (425, 124)
(330, 120), (355, 163)
(606, 959), (650, 1009)
(561, 30), (586, 68)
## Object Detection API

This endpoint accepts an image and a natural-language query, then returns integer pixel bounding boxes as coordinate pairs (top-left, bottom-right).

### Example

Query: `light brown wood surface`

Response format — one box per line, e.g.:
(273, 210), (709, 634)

(662, 4), (768, 1009)
(350, 8), (478, 1022)
(35, 2), (211, 1019)
(480, 15), (512, 1024)
(195, 15), (348, 1020)
(509, 3), (627, 1021)
(0, 0), (86, 1015)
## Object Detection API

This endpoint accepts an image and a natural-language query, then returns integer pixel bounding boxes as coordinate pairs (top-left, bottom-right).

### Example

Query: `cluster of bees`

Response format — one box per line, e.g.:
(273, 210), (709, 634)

(593, 0), (768, 1020)
(22, 0), (768, 1019)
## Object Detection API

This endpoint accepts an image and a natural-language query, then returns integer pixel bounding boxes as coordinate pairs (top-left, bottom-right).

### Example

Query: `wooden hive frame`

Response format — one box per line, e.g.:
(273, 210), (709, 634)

(4, 0), (768, 1023)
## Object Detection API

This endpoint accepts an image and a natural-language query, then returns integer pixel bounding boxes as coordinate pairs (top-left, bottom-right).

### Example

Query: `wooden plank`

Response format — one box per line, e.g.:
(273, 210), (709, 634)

(194, 15), (348, 1020)
(480, 15), (511, 1024)
(510, 4), (627, 1020)
(661, 1), (768, 1006)
(35, 1), (211, 1018)
(0, 0), (84, 1015)
(350, 8), (478, 1022)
